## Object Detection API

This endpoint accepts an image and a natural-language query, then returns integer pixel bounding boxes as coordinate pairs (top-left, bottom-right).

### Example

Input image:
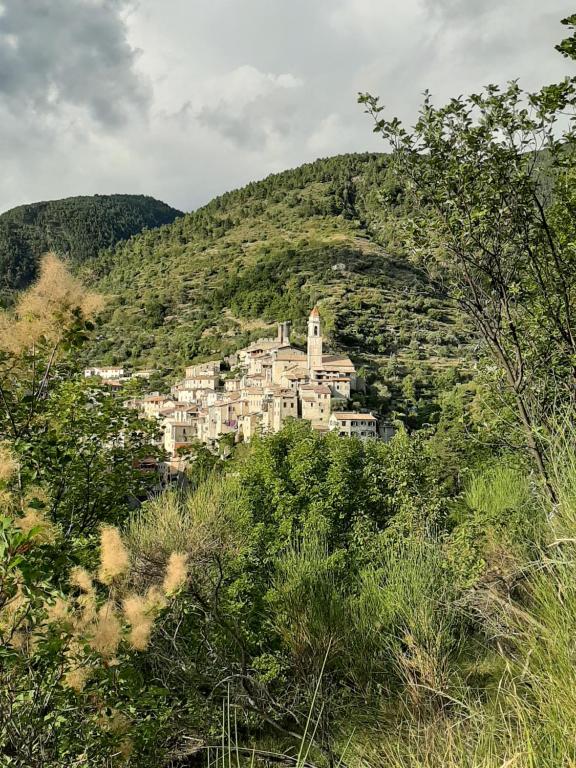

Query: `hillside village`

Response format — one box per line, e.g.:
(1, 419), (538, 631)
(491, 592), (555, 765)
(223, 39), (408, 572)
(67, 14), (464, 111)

(86, 307), (388, 460)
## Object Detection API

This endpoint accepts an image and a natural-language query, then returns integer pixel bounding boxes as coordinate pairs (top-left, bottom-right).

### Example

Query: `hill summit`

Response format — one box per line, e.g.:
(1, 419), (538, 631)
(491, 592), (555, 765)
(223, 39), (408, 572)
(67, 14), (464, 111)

(84, 153), (472, 417)
(0, 193), (183, 296)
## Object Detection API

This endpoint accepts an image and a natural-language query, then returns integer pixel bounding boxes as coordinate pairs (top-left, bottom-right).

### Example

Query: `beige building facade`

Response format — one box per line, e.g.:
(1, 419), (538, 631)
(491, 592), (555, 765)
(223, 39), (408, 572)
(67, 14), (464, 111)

(133, 309), (381, 458)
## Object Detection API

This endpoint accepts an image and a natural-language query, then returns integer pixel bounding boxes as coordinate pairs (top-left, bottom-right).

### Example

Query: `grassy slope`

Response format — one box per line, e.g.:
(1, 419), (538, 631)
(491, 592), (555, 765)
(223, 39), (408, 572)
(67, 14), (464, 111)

(0, 194), (183, 296)
(87, 154), (473, 411)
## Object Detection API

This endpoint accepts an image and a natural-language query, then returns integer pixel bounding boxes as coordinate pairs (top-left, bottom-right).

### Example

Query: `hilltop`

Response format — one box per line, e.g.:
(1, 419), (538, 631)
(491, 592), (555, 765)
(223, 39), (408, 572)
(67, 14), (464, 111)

(86, 154), (473, 416)
(0, 193), (182, 297)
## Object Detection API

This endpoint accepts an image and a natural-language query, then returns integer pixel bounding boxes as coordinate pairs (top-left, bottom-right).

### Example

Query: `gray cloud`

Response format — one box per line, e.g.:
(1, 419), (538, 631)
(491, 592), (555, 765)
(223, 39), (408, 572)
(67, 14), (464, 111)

(422, 0), (502, 20)
(0, 0), (150, 127)
(193, 66), (304, 149)
(0, 0), (573, 215)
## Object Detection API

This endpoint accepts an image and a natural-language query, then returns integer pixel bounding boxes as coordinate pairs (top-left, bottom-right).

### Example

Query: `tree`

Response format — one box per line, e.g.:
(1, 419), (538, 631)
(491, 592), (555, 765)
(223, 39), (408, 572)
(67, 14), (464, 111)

(30, 380), (161, 538)
(0, 254), (161, 544)
(359, 16), (576, 501)
(121, 420), (449, 764)
(0, 257), (178, 765)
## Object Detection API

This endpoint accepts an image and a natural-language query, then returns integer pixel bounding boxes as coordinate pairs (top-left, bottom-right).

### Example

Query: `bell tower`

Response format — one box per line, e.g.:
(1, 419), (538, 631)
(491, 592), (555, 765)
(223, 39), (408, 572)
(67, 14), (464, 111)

(307, 306), (323, 372)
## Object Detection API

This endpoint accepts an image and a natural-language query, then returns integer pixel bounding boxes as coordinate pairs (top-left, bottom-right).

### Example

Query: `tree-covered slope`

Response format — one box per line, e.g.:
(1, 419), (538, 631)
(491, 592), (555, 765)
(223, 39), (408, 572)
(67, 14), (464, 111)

(0, 194), (183, 295)
(87, 154), (473, 412)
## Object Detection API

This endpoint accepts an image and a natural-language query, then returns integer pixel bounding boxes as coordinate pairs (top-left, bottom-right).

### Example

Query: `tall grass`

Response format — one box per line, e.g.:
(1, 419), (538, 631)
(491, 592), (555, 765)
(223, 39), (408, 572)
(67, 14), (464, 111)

(226, 442), (576, 767)
(345, 439), (576, 768)
(123, 438), (576, 766)
(126, 472), (243, 585)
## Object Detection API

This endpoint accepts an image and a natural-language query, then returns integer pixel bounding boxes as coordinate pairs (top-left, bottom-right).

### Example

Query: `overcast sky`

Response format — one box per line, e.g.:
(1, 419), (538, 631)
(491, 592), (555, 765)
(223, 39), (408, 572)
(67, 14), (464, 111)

(0, 0), (573, 214)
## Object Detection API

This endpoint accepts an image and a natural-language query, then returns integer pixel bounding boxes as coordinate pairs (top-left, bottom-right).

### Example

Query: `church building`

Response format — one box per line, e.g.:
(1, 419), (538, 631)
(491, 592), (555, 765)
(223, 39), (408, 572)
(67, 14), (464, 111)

(306, 306), (357, 395)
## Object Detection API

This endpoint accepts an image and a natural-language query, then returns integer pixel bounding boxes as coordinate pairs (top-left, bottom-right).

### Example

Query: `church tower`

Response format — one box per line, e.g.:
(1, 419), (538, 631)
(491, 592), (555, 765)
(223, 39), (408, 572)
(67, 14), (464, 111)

(307, 306), (323, 372)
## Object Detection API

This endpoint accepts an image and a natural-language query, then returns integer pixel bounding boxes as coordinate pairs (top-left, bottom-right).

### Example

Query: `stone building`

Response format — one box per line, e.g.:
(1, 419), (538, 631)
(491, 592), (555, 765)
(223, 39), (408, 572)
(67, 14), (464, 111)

(135, 307), (381, 457)
(328, 412), (378, 440)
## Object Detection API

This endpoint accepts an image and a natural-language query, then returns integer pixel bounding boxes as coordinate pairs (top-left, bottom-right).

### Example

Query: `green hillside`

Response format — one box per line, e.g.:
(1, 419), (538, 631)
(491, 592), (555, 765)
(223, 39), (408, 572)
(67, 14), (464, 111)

(87, 154), (473, 415)
(0, 193), (183, 296)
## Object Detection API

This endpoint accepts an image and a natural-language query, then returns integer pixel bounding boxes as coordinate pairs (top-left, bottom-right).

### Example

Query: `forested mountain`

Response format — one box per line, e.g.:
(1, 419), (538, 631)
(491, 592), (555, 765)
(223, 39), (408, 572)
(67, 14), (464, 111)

(0, 194), (182, 296)
(3, 11), (576, 768)
(87, 153), (473, 415)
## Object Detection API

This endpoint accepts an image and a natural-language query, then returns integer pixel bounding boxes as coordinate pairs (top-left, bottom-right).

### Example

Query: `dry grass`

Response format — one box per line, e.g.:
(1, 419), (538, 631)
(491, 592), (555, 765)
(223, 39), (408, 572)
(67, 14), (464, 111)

(98, 525), (130, 584)
(0, 252), (104, 354)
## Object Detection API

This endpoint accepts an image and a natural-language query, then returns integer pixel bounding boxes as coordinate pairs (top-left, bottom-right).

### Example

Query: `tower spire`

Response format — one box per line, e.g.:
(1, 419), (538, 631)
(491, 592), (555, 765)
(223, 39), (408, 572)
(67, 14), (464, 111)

(307, 306), (323, 372)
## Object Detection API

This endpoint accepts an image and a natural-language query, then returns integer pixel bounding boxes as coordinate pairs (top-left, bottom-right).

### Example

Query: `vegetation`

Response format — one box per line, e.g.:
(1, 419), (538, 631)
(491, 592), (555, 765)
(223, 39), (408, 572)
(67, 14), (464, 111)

(360, 75), (576, 500)
(0, 194), (182, 297)
(2, 11), (576, 768)
(85, 153), (473, 422)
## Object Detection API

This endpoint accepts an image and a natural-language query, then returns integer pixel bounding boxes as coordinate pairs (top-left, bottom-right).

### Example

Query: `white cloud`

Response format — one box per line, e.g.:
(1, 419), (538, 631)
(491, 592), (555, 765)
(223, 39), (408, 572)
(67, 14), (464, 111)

(200, 66), (303, 109)
(307, 113), (355, 155)
(192, 65), (304, 149)
(329, 0), (426, 44)
(0, 0), (573, 214)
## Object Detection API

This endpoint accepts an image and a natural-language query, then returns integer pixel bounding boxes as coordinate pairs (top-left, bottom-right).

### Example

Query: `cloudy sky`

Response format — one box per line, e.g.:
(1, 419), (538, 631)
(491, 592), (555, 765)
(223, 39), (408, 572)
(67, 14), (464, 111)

(0, 0), (573, 214)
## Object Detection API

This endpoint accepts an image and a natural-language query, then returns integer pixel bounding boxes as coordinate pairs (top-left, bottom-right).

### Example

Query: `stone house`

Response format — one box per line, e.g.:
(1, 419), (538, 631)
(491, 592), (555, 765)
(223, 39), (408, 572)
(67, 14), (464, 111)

(299, 384), (331, 425)
(185, 360), (221, 378)
(84, 366), (125, 380)
(328, 412), (378, 440)
(141, 394), (174, 419)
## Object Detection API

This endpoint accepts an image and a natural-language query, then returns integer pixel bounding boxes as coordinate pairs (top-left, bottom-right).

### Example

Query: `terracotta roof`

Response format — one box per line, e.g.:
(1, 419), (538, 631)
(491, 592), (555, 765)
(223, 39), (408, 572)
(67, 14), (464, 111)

(300, 384), (331, 394)
(309, 306), (320, 318)
(270, 388), (296, 397)
(287, 365), (308, 376)
(331, 412), (377, 422)
(320, 355), (355, 368)
(275, 348), (307, 361)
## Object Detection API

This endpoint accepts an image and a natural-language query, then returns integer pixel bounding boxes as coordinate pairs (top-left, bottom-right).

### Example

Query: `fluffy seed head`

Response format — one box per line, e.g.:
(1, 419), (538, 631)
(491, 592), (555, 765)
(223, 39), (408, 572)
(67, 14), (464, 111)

(0, 253), (104, 354)
(76, 591), (97, 628)
(63, 665), (90, 692)
(0, 443), (18, 483)
(145, 585), (168, 612)
(16, 508), (57, 544)
(89, 604), (121, 658)
(69, 566), (94, 594)
(98, 526), (130, 584)
(44, 596), (70, 625)
(122, 594), (153, 651)
(162, 552), (188, 595)
(128, 620), (153, 651)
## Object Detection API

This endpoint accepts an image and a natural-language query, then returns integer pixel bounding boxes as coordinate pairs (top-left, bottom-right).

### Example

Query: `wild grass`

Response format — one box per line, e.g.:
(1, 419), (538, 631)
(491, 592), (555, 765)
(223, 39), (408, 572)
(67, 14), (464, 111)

(211, 440), (576, 767)
(117, 433), (576, 767)
(126, 473), (244, 585)
(342, 439), (576, 768)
